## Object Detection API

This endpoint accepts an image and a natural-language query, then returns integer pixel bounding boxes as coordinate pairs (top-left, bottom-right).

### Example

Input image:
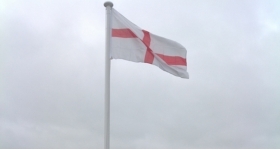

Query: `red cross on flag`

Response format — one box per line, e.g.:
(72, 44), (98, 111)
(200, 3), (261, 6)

(111, 8), (189, 79)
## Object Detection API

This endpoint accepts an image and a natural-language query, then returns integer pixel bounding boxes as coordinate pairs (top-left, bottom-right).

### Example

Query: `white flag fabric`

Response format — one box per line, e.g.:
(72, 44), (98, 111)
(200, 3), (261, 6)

(111, 8), (189, 79)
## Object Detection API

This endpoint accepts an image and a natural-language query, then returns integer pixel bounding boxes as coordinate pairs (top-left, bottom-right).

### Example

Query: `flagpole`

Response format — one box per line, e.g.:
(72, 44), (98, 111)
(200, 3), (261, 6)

(104, 1), (113, 149)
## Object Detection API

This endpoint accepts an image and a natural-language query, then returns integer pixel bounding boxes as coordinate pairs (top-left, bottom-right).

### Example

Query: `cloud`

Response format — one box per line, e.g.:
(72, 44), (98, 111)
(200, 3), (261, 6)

(1, 0), (280, 148)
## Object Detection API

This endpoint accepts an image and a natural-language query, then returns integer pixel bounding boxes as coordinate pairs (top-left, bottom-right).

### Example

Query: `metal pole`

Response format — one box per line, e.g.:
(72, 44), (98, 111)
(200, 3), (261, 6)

(104, 1), (113, 149)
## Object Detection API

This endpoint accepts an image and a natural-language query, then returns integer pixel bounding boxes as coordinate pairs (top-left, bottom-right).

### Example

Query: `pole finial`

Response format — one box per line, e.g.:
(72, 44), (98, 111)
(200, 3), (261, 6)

(104, 1), (113, 7)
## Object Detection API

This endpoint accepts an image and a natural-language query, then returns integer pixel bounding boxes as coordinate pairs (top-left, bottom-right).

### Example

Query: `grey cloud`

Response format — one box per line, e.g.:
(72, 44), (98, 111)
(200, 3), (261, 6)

(1, 0), (280, 148)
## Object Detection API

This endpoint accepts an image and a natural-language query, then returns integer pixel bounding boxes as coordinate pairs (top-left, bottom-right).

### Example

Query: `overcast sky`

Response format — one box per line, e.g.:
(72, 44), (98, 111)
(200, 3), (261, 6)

(1, 0), (280, 148)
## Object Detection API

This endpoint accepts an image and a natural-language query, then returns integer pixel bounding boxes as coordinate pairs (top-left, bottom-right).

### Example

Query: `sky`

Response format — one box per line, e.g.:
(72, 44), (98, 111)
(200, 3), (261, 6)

(0, 0), (280, 148)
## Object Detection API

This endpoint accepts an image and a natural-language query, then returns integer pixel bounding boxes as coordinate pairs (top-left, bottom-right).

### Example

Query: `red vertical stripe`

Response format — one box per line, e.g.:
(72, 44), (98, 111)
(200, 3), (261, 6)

(144, 48), (154, 64)
(142, 30), (151, 47)
(142, 30), (154, 64)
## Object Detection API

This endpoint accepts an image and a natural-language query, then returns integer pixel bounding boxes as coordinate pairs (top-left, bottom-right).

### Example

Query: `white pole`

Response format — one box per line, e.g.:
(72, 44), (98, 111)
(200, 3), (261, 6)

(104, 1), (113, 149)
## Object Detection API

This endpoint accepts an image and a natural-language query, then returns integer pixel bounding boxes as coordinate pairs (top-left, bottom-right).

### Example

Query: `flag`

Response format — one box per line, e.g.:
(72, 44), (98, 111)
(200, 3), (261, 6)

(111, 8), (189, 79)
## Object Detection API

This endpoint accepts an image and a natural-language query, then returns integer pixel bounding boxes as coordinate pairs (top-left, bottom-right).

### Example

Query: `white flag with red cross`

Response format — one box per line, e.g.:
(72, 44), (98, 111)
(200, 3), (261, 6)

(110, 8), (189, 79)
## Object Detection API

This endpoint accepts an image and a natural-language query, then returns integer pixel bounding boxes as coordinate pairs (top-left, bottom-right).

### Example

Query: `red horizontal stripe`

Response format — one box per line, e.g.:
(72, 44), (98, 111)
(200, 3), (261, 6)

(112, 29), (137, 38)
(156, 53), (187, 66)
